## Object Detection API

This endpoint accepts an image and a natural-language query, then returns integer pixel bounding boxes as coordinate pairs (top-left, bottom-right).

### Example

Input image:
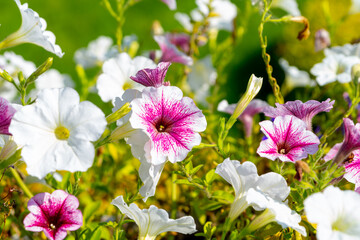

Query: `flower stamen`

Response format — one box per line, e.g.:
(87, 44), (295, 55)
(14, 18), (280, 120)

(54, 126), (70, 140)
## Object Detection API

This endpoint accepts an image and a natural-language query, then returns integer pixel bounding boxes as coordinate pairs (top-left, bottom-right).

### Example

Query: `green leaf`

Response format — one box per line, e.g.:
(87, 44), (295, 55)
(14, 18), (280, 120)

(205, 169), (216, 185)
(190, 164), (204, 175)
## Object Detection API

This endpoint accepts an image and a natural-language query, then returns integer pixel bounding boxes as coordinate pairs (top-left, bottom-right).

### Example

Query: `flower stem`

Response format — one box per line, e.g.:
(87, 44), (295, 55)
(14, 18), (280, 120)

(258, 0), (284, 104)
(10, 167), (33, 198)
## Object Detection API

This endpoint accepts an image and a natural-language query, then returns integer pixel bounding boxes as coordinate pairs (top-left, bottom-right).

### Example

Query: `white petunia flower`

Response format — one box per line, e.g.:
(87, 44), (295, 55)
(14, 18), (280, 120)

(96, 53), (156, 102)
(304, 186), (360, 240)
(216, 158), (306, 236)
(0, 0), (64, 57)
(252, 0), (301, 16)
(310, 51), (360, 86)
(187, 56), (217, 106)
(74, 36), (118, 69)
(329, 43), (360, 58)
(28, 69), (75, 99)
(279, 58), (315, 91)
(0, 51), (36, 101)
(111, 195), (197, 240)
(9, 87), (107, 179)
(176, 0), (237, 32)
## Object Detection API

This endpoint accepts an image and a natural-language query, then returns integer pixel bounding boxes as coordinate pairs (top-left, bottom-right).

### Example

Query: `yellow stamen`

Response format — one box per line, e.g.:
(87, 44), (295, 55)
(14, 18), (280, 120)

(54, 126), (70, 140)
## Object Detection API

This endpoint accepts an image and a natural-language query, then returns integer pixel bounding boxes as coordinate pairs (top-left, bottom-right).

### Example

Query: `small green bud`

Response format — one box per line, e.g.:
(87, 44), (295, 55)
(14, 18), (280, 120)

(27, 57), (54, 84)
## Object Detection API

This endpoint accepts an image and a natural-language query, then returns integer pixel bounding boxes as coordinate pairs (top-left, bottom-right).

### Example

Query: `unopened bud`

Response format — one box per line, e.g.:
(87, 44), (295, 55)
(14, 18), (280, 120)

(351, 63), (360, 80)
(27, 57), (53, 84)
(106, 102), (131, 124)
(0, 69), (14, 83)
(291, 16), (310, 40)
(152, 20), (164, 35)
(314, 29), (331, 52)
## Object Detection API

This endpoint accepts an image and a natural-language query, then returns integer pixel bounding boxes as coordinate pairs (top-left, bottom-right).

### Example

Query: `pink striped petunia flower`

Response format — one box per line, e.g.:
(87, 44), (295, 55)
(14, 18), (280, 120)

(0, 97), (16, 135)
(263, 99), (334, 130)
(129, 86), (207, 165)
(257, 115), (320, 163)
(324, 143), (360, 193)
(23, 190), (83, 240)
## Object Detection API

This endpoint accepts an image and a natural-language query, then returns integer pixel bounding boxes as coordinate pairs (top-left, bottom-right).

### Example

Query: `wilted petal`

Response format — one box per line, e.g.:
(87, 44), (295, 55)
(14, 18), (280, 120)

(130, 62), (171, 88)
(257, 115), (320, 162)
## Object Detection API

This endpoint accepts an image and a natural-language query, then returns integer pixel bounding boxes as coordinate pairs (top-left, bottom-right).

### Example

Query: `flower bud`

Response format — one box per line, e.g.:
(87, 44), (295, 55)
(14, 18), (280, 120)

(314, 29), (330, 52)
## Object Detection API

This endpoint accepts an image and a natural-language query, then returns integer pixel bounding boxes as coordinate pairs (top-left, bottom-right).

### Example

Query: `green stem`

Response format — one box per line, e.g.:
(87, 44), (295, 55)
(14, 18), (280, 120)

(10, 168), (33, 198)
(171, 172), (177, 219)
(258, 0), (284, 104)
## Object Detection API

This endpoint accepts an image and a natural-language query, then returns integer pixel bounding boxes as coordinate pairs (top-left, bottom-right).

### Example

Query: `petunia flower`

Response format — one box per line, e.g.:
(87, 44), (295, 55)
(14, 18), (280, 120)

(304, 186), (360, 240)
(263, 98), (334, 130)
(130, 62), (171, 88)
(9, 87), (107, 179)
(129, 86), (207, 165)
(74, 36), (118, 69)
(160, 0), (177, 10)
(329, 43), (360, 57)
(154, 35), (193, 66)
(279, 59), (315, 92)
(331, 118), (360, 165)
(0, 0), (64, 57)
(110, 90), (163, 201)
(96, 52), (156, 102)
(246, 188), (306, 236)
(28, 69), (75, 100)
(0, 51), (36, 101)
(218, 99), (268, 137)
(193, 0), (237, 31)
(252, 0), (301, 16)
(257, 115), (320, 163)
(187, 56), (217, 106)
(23, 190), (82, 240)
(0, 97), (17, 135)
(310, 51), (360, 86)
(166, 33), (190, 53)
(111, 195), (197, 240)
(324, 143), (360, 192)
(216, 159), (306, 236)
(314, 29), (331, 52)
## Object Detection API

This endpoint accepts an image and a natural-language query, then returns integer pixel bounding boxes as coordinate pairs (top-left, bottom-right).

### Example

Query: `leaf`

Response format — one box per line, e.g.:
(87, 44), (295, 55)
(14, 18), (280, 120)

(190, 164), (204, 175)
(205, 169), (216, 185)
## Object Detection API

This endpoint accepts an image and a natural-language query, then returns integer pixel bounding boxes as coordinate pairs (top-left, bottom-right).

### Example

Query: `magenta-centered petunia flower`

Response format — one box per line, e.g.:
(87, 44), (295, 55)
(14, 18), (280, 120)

(23, 190), (82, 240)
(324, 143), (360, 193)
(154, 35), (193, 66)
(0, 97), (16, 135)
(130, 62), (171, 88)
(332, 118), (360, 165)
(263, 99), (334, 130)
(257, 115), (320, 162)
(129, 86), (206, 165)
